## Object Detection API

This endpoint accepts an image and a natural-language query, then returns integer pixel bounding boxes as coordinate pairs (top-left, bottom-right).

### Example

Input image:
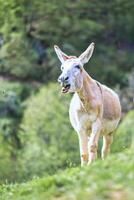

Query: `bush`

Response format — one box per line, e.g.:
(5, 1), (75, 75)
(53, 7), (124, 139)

(111, 110), (134, 153)
(0, 79), (38, 183)
(18, 83), (79, 180)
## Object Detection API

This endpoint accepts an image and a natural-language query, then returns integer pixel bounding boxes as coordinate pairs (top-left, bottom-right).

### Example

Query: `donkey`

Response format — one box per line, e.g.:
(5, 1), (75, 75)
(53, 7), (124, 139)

(54, 42), (121, 166)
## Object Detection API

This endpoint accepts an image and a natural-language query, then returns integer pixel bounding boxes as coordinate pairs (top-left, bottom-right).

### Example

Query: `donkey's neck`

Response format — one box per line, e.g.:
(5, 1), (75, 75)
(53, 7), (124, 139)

(77, 69), (96, 109)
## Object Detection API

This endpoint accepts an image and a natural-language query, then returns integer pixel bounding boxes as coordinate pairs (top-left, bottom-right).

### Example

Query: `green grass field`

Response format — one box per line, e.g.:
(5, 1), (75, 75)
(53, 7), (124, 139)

(0, 150), (134, 200)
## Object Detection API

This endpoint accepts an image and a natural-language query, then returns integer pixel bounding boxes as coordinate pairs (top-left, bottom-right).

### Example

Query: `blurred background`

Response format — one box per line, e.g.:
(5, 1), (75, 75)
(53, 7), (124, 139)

(0, 0), (134, 183)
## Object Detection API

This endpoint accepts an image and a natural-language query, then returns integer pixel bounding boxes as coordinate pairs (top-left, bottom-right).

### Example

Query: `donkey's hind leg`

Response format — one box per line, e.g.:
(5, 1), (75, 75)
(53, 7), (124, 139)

(101, 133), (113, 160)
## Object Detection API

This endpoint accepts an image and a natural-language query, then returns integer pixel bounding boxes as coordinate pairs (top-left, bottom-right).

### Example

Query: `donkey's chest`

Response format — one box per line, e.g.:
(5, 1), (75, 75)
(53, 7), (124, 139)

(69, 93), (97, 132)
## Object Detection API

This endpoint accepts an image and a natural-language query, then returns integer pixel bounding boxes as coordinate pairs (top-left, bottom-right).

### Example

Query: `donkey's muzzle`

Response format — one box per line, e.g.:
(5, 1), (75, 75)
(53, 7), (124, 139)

(58, 75), (69, 87)
(58, 76), (69, 83)
(61, 84), (70, 93)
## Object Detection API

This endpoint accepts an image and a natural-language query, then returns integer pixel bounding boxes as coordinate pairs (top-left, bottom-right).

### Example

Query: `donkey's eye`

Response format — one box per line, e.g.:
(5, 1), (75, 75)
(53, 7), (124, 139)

(75, 65), (80, 69)
(61, 66), (64, 71)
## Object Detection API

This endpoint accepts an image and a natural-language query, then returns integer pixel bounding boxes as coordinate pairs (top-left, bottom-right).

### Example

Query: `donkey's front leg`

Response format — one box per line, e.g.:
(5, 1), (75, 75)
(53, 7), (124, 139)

(78, 130), (88, 166)
(88, 120), (101, 164)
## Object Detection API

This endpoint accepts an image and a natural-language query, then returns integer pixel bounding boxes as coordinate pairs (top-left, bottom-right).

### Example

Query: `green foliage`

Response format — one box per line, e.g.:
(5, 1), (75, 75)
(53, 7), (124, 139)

(0, 151), (134, 200)
(0, 80), (22, 182)
(0, 79), (38, 183)
(0, 0), (134, 85)
(0, 79), (35, 144)
(0, 80), (24, 145)
(18, 83), (79, 181)
(112, 110), (134, 153)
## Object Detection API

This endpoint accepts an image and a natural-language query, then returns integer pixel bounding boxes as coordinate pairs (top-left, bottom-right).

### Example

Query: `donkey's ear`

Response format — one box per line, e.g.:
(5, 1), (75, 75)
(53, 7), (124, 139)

(54, 45), (69, 63)
(79, 42), (95, 65)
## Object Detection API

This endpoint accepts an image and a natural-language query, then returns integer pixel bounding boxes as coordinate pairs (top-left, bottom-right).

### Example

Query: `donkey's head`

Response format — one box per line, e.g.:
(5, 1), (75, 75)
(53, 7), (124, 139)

(54, 42), (94, 93)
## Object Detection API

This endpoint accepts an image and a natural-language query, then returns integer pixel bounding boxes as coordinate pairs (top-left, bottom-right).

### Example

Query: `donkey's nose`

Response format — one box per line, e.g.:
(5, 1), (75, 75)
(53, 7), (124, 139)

(58, 76), (69, 83)
(64, 76), (69, 81)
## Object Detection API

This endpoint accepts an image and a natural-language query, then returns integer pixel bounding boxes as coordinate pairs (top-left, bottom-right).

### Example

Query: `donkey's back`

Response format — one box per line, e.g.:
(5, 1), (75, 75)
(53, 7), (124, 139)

(99, 83), (121, 135)
(101, 84), (121, 120)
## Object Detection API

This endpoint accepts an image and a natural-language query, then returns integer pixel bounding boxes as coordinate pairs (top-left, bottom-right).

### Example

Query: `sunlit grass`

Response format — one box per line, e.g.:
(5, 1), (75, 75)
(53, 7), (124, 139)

(0, 150), (134, 200)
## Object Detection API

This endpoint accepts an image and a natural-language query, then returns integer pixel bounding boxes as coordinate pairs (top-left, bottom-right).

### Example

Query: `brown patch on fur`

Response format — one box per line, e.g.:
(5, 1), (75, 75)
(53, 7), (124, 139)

(89, 144), (97, 153)
(81, 154), (88, 161)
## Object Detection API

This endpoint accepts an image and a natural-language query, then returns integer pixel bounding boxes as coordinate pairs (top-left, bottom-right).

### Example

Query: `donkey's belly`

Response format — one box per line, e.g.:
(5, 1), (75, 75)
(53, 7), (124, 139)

(101, 118), (120, 135)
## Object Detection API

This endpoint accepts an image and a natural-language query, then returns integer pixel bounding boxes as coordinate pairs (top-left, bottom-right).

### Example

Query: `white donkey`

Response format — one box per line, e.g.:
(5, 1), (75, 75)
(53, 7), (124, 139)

(54, 43), (121, 166)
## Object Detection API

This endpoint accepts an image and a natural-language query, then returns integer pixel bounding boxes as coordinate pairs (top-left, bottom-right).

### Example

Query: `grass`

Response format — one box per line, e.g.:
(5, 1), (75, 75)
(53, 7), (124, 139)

(0, 150), (134, 200)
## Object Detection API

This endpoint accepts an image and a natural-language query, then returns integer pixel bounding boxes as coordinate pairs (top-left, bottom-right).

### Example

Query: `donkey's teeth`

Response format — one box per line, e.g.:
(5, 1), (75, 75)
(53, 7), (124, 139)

(61, 84), (70, 93)
(62, 87), (67, 93)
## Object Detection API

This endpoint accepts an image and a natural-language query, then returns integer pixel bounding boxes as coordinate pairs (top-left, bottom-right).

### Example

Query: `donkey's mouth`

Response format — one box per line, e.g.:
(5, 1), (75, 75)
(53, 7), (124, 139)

(61, 84), (70, 93)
